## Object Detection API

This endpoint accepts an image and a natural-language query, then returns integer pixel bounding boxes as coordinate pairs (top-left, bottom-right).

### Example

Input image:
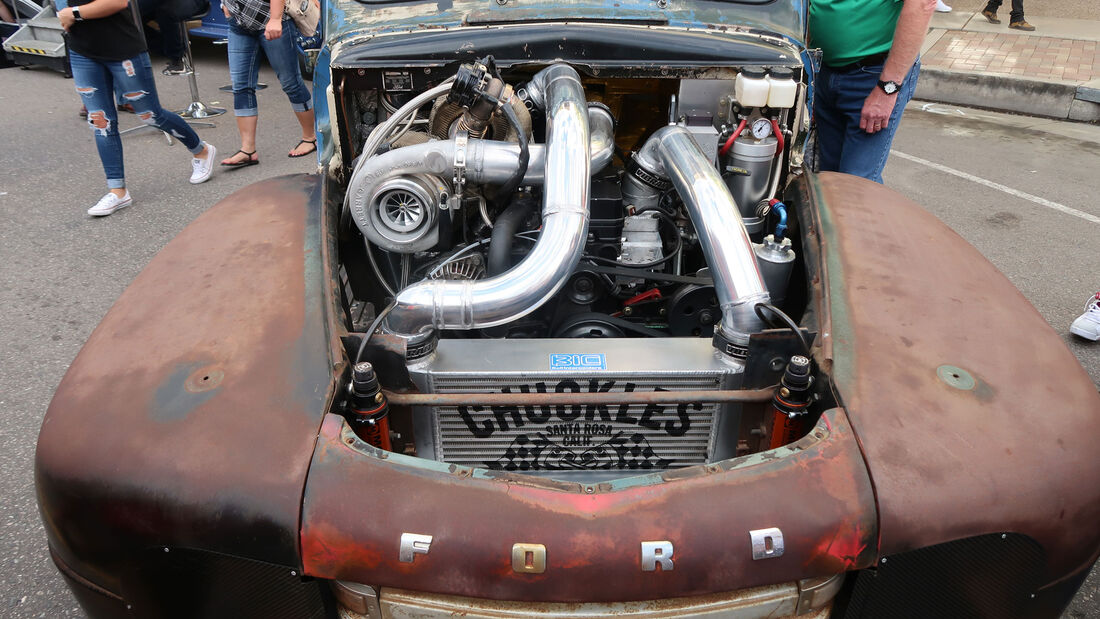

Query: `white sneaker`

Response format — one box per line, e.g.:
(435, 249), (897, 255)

(935, 0), (952, 11)
(87, 191), (132, 217)
(1070, 292), (1100, 341)
(190, 142), (217, 184)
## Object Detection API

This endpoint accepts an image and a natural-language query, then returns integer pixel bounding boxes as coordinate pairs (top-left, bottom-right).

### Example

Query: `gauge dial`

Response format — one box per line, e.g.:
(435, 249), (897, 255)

(751, 118), (773, 139)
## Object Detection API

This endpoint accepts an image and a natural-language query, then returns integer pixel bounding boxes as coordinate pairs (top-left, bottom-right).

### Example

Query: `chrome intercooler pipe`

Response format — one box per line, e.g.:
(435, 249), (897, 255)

(630, 125), (770, 351)
(382, 64), (591, 338)
(346, 106), (611, 213)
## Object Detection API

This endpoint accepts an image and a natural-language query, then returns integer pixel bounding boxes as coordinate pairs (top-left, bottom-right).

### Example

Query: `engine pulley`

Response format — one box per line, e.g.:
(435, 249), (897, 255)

(667, 285), (721, 337)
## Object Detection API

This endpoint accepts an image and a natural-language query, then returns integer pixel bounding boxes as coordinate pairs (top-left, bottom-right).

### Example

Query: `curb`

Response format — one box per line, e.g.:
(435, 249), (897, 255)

(916, 67), (1100, 123)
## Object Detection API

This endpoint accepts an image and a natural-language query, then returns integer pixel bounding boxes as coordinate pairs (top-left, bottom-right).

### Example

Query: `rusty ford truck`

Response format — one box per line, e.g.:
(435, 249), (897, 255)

(36, 0), (1100, 617)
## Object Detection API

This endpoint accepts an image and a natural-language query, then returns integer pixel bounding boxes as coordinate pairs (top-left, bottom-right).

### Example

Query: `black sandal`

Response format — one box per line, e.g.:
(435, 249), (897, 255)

(221, 150), (259, 168)
(288, 138), (317, 158)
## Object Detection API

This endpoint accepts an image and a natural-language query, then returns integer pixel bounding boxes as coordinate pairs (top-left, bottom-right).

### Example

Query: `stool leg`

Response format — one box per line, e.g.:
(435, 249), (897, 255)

(176, 21), (225, 121)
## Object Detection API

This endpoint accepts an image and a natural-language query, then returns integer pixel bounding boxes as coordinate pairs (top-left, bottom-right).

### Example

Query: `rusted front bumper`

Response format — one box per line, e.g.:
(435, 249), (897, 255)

(335, 576), (843, 618)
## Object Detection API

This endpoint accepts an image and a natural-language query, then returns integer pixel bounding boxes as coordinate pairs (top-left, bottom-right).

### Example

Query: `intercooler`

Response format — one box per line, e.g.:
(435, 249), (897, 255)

(408, 339), (746, 480)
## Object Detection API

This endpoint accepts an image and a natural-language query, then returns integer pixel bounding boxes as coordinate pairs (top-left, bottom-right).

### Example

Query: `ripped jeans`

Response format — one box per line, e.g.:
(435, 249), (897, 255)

(70, 50), (203, 189)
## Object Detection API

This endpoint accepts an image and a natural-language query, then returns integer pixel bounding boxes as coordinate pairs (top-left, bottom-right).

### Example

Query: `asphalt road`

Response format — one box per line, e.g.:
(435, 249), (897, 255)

(2, 43), (1099, 617)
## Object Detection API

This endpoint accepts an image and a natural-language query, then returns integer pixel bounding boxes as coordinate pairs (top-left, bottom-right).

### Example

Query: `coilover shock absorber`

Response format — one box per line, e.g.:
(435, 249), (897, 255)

(346, 362), (392, 451)
(768, 355), (814, 449)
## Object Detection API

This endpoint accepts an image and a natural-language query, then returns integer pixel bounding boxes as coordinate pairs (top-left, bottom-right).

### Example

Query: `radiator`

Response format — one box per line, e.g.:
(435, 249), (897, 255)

(409, 339), (744, 477)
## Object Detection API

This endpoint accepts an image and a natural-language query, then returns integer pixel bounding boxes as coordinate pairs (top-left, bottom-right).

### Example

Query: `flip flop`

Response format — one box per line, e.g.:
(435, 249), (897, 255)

(289, 138), (317, 158)
(221, 150), (259, 168)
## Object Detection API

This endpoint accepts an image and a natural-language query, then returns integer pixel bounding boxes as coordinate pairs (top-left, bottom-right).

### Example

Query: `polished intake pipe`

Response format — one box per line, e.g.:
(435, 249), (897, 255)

(346, 105), (611, 214)
(383, 64), (591, 338)
(632, 125), (770, 350)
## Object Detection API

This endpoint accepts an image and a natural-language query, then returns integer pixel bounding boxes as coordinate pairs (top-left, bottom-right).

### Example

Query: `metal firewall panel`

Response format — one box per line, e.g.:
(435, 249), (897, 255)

(408, 339), (743, 480)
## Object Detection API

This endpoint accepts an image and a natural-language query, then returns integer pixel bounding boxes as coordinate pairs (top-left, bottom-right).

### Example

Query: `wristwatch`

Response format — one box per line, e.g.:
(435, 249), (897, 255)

(877, 79), (900, 95)
(71, 6), (83, 20)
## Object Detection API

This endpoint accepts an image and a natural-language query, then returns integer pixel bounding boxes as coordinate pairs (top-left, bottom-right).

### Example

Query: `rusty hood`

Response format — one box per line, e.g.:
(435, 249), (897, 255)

(805, 172), (1100, 583)
(36, 175), (337, 592)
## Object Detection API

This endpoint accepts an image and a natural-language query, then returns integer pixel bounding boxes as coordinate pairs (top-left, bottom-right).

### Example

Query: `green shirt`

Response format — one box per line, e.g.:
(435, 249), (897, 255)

(809, 0), (904, 67)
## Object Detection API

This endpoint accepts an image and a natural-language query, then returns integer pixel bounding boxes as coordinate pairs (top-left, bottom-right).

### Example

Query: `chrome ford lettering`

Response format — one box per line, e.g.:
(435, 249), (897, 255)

(641, 541), (674, 571)
(749, 528), (784, 560)
(512, 543), (546, 574)
(399, 533), (433, 563)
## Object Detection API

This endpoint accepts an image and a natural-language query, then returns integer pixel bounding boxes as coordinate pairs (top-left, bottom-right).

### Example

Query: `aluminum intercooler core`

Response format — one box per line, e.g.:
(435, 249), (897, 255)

(409, 339), (745, 479)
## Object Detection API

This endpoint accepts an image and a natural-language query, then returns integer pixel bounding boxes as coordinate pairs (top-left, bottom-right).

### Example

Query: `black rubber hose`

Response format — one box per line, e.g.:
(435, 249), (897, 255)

(490, 95), (529, 205)
(487, 194), (536, 276)
(354, 301), (397, 365)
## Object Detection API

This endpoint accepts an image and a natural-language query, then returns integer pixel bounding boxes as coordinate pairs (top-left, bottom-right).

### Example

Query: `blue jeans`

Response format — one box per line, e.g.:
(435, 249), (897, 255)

(813, 59), (920, 184)
(70, 50), (203, 189)
(984, 0), (1024, 22)
(227, 19), (312, 117)
(136, 0), (195, 60)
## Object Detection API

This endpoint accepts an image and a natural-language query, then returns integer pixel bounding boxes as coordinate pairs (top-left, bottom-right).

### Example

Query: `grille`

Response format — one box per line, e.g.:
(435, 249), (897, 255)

(129, 548), (328, 619)
(836, 533), (1045, 619)
(431, 374), (721, 472)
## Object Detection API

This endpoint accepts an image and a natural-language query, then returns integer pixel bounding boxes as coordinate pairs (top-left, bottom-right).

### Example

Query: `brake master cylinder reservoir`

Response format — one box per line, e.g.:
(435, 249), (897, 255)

(735, 67), (769, 108)
(766, 68), (797, 108)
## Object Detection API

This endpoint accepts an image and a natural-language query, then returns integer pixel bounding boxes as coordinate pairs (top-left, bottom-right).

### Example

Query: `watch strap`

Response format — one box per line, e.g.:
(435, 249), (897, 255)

(877, 79), (900, 95)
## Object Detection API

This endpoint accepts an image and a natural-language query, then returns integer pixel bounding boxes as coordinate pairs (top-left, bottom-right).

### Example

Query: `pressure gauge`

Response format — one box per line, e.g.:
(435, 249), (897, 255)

(751, 118), (773, 139)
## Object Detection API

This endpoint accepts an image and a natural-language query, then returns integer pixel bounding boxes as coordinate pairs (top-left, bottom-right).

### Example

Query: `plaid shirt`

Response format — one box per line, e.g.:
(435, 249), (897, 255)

(223, 0), (271, 31)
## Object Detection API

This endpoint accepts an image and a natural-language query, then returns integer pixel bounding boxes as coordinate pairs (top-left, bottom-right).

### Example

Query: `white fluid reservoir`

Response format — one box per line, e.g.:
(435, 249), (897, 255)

(735, 67), (769, 108)
(766, 67), (797, 108)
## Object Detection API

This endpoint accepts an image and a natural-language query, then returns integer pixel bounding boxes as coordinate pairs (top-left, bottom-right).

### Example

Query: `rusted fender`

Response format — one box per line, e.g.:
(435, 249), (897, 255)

(804, 171), (1100, 583)
(300, 408), (877, 602)
(36, 175), (337, 593)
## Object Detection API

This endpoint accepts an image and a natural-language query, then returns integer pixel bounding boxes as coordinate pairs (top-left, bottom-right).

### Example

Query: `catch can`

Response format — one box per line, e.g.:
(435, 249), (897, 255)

(766, 68), (798, 108)
(723, 135), (777, 234)
(735, 67), (770, 108)
(754, 234), (796, 305)
(347, 362), (393, 450)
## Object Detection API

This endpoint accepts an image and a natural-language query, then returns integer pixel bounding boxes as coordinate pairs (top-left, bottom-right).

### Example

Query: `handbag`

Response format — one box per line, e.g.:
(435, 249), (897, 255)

(285, 0), (320, 37)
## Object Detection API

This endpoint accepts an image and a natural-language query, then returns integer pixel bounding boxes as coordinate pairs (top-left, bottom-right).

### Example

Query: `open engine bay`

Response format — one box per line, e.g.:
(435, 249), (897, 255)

(332, 57), (827, 481)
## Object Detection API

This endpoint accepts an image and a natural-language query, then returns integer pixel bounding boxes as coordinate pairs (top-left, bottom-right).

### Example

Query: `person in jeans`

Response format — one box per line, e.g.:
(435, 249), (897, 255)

(57, 0), (217, 216)
(809, 0), (936, 183)
(982, 0), (1033, 31)
(136, 0), (203, 74)
(219, 0), (316, 167)
(1071, 292), (1100, 341)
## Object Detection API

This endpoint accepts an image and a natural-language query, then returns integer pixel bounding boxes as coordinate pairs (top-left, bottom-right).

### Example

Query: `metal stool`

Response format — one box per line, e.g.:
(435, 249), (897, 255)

(174, 8), (224, 123)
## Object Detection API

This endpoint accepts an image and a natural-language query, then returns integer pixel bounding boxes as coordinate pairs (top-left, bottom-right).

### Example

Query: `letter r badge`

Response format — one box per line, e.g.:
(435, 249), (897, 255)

(641, 541), (674, 571)
(399, 533), (433, 563)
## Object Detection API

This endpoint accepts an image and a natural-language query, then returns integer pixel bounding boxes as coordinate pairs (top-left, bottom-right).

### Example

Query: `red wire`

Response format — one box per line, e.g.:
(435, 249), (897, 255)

(770, 118), (784, 153)
(719, 118), (747, 157)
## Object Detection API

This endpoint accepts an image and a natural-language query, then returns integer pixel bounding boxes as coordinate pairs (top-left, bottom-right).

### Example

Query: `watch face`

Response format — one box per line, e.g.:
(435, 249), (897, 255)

(881, 81), (899, 94)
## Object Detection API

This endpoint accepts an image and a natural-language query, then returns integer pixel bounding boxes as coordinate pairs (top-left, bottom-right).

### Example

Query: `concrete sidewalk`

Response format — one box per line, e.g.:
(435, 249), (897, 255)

(918, 9), (1100, 122)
